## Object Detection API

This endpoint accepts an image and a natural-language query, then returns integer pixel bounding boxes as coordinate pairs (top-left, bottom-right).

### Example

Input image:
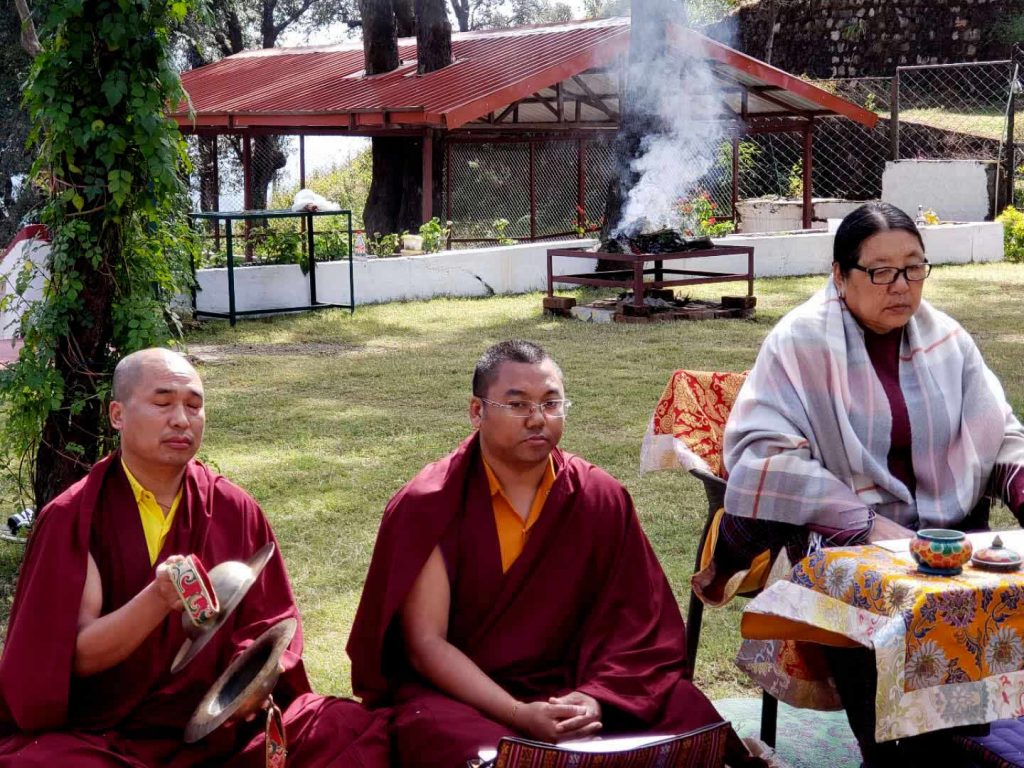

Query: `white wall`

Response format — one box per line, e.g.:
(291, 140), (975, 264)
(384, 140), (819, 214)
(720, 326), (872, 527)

(194, 239), (603, 313)
(736, 198), (865, 233)
(882, 160), (994, 222)
(193, 223), (1005, 314)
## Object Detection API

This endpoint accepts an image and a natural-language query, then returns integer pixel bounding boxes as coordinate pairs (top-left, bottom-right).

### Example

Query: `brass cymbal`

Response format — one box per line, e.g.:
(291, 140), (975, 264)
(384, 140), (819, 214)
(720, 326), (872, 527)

(183, 617), (297, 744)
(170, 542), (276, 674)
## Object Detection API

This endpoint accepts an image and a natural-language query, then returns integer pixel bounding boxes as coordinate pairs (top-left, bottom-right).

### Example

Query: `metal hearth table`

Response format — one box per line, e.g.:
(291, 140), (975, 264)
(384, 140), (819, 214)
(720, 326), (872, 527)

(546, 245), (755, 310)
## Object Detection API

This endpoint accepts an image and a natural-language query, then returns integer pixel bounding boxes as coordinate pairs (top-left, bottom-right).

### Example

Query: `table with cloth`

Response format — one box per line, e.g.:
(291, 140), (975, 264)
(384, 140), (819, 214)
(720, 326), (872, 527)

(738, 531), (1024, 743)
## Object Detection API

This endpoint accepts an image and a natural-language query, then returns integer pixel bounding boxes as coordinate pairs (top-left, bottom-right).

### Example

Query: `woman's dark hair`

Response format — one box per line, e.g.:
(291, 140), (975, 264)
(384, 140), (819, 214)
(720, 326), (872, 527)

(472, 340), (562, 397)
(833, 202), (925, 274)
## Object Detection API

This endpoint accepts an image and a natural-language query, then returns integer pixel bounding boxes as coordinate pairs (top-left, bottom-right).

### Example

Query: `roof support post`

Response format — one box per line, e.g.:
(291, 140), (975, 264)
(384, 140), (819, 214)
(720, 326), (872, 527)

(529, 140), (537, 241)
(422, 131), (434, 223)
(213, 141), (221, 250)
(445, 140), (453, 247)
(802, 121), (814, 230)
(242, 134), (253, 261)
(577, 137), (587, 234)
(731, 134), (739, 228)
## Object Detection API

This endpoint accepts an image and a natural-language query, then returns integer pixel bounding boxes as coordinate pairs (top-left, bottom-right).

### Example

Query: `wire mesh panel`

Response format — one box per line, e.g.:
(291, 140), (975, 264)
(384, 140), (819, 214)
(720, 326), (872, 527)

(446, 141), (532, 242)
(534, 140), (581, 239)
(186, 134), (292, 213)
(583, 137), (616, 230)
(736, 132), (805, 202)
(811, 118), (891, 202)
(895, 61), (1013, 162)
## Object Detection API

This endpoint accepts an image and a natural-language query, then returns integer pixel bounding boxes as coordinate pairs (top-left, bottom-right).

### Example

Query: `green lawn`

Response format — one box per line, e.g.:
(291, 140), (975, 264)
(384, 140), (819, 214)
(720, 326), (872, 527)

(1, 261), (1023, 701)
(898, 108), (1010, 141)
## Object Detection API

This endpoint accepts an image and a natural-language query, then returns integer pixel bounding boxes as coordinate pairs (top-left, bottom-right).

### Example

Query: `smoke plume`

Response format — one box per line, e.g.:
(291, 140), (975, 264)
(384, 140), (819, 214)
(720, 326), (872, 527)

(614, 0), (732, 236)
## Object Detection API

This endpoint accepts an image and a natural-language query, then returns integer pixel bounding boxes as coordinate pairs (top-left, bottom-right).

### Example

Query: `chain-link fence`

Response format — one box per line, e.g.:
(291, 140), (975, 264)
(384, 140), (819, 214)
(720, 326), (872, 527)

(443, 137), (618, 245)
(892, 58), (1021, 213)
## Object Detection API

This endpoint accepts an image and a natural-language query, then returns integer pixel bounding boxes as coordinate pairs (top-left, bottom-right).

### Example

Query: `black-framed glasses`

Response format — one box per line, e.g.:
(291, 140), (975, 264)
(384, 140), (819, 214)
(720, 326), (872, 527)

(850, 261), (931, 285)
(479, 397), (572, 419)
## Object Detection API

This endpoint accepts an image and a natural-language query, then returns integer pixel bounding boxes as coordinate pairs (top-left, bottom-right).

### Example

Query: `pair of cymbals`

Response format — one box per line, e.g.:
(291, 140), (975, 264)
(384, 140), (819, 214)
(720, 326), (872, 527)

(171, 542), (277, 674)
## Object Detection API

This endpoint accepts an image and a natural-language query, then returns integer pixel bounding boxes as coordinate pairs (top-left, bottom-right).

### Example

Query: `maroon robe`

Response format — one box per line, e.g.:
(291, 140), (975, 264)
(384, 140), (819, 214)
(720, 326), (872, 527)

(349, 434), (754, 768)
(0, 454), (388, 767)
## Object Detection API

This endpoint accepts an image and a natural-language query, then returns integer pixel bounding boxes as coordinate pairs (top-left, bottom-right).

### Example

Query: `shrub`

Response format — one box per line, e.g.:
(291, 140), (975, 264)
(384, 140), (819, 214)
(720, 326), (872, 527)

(418, 217), (451, 253)
(675, 192), (735, 238)
(997, 206), (1024, 264)
(492, 218), (516, 246)
(367, 231), (402, 257)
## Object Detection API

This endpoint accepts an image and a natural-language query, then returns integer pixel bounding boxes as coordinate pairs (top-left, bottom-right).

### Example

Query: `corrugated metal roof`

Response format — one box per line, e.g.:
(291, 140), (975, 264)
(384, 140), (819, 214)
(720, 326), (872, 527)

(174, 17), (877, 132)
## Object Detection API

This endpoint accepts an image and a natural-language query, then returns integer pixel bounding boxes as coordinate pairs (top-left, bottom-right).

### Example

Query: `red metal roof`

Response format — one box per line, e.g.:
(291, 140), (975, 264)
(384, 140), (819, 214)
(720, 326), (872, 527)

(174, 17), (877, 133)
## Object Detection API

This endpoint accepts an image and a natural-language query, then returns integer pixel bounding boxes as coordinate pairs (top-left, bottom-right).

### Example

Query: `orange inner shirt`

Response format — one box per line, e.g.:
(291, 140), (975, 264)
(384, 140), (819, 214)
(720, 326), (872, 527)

(483, 456), (556, 573)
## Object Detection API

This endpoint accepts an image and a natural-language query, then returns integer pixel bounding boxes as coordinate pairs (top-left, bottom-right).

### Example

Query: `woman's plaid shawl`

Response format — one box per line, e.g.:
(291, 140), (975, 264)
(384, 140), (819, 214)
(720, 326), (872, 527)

(723, 280), (1024, 536)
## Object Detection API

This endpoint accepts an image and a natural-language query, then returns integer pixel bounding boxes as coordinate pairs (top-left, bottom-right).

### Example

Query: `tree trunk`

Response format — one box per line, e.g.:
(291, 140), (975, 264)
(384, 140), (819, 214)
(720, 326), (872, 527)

(364, 137), (405, 237)
(450, 0), (469, 32)
(395, 0), (416, 36)
(13, 0), (41, 57)
(363, 0), (451, 237)
(248, 135), (287, 210)
(416, 0), (452, 74)
(361, 0), (401, 236)
(198, 137), (219, 212)
(361, 0), (400, 75)
(33, 225), (120, 507)
(764, 0), (778, 65)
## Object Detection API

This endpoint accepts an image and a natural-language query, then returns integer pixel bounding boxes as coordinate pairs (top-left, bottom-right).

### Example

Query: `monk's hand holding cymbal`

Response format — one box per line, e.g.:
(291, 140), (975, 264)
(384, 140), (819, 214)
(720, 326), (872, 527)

(153, 555), (186, 613)
(240, 664), (287, 724)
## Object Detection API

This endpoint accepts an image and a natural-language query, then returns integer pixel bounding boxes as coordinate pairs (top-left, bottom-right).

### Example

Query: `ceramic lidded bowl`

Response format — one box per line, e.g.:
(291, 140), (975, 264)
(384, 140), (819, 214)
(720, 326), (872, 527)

(910, 528), (973, 576)
(971, 535), (1023, 572)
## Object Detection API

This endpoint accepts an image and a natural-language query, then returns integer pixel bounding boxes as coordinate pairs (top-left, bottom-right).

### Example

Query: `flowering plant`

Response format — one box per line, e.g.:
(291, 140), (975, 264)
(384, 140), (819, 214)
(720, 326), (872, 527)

(675, 192), (734, 238)
(575, 206), (605, 238)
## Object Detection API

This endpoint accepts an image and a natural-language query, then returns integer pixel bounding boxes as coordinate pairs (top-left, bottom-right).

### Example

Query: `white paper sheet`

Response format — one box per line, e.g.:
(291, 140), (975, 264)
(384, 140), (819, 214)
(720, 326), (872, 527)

(872, 528), (1024, 555)
(477, 734), (679, 761)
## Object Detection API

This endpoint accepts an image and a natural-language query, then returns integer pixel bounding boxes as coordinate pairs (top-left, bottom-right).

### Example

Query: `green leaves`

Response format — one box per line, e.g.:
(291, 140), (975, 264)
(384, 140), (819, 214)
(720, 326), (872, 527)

(3, 0), (200, 503)
(101, 72), (127, 107)
(107, 169), (134, 208)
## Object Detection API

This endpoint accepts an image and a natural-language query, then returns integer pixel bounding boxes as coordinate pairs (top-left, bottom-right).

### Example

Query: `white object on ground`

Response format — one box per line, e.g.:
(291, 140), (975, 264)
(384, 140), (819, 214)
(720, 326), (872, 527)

(291, 189), (340, 212)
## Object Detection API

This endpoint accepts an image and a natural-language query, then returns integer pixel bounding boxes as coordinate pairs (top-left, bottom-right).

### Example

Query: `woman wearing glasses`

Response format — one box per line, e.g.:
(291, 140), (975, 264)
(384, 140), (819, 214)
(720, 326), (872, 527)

(720, 202), (1024, 764)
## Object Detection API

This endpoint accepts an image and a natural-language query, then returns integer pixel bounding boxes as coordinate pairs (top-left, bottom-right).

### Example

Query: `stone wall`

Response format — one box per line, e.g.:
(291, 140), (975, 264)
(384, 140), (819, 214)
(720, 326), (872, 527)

(706, 0), (1019, 78)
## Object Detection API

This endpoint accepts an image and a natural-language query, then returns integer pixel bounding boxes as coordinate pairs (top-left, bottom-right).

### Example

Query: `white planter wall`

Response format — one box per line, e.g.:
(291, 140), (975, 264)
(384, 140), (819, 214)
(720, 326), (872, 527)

(193, 223), (1005, 314)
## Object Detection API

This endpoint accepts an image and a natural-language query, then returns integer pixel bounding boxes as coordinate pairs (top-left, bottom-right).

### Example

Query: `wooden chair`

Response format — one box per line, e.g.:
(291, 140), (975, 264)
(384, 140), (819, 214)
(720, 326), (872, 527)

(641, 370), (778, 746)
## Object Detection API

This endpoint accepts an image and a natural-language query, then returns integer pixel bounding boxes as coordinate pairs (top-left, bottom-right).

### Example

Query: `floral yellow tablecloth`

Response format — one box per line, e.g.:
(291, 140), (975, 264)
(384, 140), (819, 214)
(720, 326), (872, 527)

(738, 543), (1024, 741)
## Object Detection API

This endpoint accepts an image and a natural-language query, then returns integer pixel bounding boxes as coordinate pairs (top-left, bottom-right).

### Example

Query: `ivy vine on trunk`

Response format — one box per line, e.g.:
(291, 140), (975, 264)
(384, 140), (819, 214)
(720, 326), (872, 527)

(0, 0), (198, 508)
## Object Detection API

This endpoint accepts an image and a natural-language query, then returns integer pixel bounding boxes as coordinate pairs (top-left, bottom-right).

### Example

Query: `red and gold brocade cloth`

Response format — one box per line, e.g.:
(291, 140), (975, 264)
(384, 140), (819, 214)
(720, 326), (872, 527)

(738, 533), (1024, 742)
(639, 370), (747, 478)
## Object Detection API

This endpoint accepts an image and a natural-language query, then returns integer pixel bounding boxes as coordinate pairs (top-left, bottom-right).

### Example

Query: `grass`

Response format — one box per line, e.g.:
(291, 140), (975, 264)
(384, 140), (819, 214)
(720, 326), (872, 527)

(1, 261), (1023, 701)
(898, 108), (1010, 141)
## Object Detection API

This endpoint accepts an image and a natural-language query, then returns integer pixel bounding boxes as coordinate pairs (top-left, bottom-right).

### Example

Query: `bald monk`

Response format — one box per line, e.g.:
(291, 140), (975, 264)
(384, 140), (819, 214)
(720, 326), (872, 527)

(0, 348), (388, 767)
(348, 340), (764, 768)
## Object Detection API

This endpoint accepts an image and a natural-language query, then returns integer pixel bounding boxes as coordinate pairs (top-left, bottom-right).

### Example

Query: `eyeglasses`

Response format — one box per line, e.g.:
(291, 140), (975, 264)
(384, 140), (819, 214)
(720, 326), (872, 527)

(850, 261), (931, 285)
(479, 397), (572, 419)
